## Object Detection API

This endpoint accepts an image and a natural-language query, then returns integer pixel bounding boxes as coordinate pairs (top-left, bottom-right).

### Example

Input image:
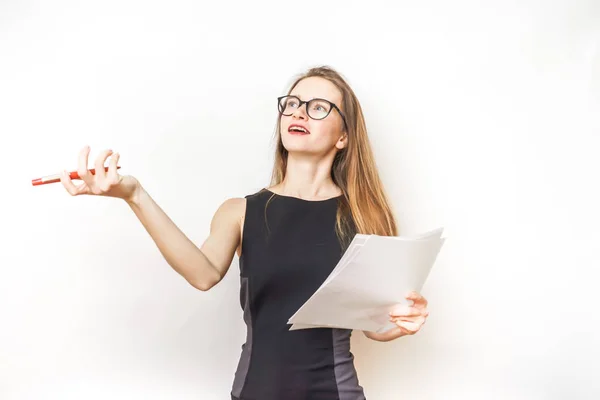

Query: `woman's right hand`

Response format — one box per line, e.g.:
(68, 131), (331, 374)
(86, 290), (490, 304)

(60, 146), (140, 203)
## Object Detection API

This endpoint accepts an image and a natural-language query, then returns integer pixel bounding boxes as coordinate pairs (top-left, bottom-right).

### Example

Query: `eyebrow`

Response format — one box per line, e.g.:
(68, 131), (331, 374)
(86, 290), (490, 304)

(289, 94), (331, 102)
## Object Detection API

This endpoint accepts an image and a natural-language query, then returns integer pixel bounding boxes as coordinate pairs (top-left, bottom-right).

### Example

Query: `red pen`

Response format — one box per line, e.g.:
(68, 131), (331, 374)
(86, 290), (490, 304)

(31, 166), (121, 186)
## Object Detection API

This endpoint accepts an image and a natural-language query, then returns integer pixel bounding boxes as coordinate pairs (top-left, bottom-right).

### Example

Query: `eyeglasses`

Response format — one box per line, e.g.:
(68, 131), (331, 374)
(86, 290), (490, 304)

(277, 95), (347, 129)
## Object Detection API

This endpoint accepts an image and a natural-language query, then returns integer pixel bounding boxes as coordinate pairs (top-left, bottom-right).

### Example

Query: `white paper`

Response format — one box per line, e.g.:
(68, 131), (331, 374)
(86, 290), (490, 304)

(288, 228), (445, 333)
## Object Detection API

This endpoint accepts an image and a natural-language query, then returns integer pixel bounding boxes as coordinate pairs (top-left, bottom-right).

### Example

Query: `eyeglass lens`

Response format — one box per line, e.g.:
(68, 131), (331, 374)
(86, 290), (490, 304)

(278, 96), (332, 120)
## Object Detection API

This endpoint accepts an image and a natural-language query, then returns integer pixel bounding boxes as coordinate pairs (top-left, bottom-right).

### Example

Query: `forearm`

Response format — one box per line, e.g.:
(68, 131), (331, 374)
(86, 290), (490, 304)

(126, 185), (220, 290)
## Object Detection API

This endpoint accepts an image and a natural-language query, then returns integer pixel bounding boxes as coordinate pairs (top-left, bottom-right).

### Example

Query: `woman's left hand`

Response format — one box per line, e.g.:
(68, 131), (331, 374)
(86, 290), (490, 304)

(388, 291), (429, 336)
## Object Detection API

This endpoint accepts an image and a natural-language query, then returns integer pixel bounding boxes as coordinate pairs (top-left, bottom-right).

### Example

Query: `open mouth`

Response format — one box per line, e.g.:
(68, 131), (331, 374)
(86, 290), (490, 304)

(288, 124), (310, 135)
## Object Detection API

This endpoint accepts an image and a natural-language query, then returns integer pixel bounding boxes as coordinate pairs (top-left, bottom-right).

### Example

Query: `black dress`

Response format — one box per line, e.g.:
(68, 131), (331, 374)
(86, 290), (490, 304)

(231, 189), (366, 400)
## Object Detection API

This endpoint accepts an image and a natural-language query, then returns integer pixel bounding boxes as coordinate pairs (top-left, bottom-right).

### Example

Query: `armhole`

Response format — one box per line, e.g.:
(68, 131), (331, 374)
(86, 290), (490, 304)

(236, 197), (249, 258)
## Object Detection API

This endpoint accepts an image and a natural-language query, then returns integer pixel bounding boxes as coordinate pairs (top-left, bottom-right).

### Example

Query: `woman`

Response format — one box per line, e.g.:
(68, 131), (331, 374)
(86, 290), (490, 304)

(60, 66), (429, 399)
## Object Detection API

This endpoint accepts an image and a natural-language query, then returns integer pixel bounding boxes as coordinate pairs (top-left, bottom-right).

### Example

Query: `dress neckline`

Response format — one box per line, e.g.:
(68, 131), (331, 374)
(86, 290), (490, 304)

(263, 188), (343, 203)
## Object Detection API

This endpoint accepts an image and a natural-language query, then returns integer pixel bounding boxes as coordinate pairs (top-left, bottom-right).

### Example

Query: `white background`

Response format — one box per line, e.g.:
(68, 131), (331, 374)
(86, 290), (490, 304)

(1, 0), (599, 399)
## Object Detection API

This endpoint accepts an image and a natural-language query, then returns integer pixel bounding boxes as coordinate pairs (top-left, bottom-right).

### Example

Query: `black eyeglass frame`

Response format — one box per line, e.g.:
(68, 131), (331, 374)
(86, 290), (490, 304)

(277, 95), (348, 130)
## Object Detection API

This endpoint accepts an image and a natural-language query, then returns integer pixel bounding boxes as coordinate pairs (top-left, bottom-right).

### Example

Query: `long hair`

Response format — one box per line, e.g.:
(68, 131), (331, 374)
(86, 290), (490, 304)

(270, 66), (398, 244)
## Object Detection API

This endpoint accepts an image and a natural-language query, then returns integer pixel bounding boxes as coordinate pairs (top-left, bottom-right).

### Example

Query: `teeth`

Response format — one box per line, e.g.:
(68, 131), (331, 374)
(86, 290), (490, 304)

(290, 126), (307, 133)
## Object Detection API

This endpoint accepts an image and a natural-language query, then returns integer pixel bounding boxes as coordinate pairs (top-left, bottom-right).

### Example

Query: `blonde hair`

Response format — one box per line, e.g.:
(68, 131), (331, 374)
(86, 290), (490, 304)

(270, 66), (398, 244)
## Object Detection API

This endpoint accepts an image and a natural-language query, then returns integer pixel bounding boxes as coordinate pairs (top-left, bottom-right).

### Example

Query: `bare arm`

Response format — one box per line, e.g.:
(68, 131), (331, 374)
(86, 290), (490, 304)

(126, 187), (245, 291)
(60, 146), (245, 291)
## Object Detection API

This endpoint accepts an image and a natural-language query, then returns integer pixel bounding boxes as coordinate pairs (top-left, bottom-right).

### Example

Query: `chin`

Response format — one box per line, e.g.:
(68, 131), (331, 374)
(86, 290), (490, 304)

(281, 141), (311, 154)
(281, 133), (307, 150)
(281, 142), (330, 158)
(281, 131), (333, 156)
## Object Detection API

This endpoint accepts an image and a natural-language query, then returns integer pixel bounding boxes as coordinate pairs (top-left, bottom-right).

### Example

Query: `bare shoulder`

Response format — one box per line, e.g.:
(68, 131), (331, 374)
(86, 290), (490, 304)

(211, 197), (246, 228)
(217, 197), (246, 213)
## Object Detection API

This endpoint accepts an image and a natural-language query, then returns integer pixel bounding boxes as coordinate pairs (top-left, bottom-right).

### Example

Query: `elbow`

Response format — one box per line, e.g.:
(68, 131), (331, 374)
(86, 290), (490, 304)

(172, 257), (223, 292)
(190, 279), (216, 292)
(187, 271), (221, 292)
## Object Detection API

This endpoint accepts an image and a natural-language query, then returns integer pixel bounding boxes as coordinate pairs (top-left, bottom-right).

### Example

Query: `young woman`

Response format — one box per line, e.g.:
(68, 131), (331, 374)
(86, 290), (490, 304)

(60, 66), (430, 400)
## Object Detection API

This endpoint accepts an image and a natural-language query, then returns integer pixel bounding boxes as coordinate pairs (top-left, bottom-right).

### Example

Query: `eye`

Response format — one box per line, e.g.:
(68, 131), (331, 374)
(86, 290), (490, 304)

(311, 101), (330, 113)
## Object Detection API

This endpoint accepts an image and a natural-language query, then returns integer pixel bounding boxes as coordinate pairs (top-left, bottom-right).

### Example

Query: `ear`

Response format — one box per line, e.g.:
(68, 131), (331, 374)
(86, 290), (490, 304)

(335, 132), (348, 150)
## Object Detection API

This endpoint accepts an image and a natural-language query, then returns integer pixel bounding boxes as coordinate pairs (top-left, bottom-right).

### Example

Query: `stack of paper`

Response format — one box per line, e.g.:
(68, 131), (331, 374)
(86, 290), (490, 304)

(288, 228), (445, 333)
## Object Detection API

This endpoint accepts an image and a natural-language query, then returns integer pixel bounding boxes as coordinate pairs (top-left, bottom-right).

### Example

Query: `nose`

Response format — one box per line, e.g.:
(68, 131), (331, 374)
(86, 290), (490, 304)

(292, 102), (309, 121)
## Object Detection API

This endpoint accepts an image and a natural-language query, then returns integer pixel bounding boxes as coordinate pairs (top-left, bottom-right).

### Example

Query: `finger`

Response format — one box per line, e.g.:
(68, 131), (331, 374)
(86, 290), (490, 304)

(60, 170), (88, 196)
(406, 291), (428, 309)
(389, 305), (422, 317)
(393, 320), (422, 335)
(391, 315), (426, 325)
(94, 149), (113, 181)
(107, 152), (120, 181)
(77, 146), (94, 187)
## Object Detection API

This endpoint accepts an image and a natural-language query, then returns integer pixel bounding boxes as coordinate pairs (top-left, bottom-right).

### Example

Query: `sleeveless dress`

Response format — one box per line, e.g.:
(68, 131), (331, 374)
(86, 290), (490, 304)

(231, 189), (366, 400)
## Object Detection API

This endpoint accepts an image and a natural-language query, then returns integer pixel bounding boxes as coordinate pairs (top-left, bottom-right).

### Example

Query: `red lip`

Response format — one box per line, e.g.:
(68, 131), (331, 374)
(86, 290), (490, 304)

(288, 124), (310, 134)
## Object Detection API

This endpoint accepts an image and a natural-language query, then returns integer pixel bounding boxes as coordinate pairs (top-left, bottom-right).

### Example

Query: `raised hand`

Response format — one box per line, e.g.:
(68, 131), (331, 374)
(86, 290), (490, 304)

(60, 146), (140, 202)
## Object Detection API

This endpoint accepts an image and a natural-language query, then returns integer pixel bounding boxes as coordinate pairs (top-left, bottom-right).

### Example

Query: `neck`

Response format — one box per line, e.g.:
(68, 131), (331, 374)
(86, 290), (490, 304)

(273, 152), (340, 200)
